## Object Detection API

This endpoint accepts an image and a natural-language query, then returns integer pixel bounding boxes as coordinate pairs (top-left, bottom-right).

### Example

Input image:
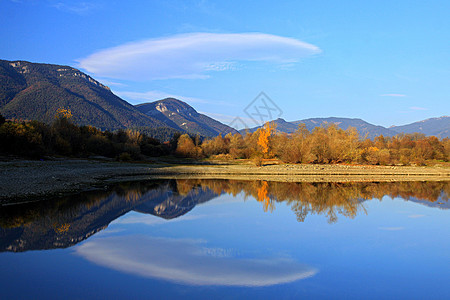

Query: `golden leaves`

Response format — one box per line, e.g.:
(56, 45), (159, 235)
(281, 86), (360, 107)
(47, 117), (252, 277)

(257, 122), (275, 154)
(55, 108), (73, 120)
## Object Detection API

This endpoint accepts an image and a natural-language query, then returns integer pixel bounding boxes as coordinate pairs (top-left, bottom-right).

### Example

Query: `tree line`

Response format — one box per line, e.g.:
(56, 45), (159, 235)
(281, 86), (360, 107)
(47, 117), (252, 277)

(176, 122), (450, 166)
(0, 110), (172, 160)
(1, 112), (449, 165)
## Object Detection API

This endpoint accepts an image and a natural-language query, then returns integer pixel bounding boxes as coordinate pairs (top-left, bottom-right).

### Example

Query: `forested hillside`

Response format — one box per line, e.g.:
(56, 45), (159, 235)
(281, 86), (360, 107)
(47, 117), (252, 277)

(136, 98), (238, 137)
(0, 60), (168, 130)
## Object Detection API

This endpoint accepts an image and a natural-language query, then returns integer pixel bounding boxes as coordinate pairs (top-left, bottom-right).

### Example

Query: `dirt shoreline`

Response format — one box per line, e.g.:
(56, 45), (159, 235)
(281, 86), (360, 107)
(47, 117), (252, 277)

(1, 159), (449, 204)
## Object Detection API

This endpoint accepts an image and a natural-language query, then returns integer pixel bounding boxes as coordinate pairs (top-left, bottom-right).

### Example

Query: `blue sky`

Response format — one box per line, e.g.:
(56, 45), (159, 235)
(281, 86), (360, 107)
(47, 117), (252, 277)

(1, 0), (449, 128)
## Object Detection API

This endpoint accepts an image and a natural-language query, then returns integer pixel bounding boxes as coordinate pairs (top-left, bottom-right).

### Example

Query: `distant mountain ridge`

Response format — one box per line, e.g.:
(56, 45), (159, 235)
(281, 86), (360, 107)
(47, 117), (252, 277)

(136, 98), (238, 137)
(390, 116), (450, 138)
(241, 116), (449, 139)
(292, 117), (399, 139)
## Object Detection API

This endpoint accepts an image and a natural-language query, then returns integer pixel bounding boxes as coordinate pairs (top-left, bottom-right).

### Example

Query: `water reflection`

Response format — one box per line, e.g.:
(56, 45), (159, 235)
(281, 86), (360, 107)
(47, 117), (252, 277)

(76, 235), (318, 286)
(0, 180), (448, 252)
(196, 179), (449, 223)
(0, 180), (217, 252)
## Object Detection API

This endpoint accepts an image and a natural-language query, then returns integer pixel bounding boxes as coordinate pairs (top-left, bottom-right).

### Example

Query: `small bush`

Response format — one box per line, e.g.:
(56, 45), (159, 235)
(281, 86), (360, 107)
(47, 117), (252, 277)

(117, 152), (132, 162)
(254, 156), (263, 167)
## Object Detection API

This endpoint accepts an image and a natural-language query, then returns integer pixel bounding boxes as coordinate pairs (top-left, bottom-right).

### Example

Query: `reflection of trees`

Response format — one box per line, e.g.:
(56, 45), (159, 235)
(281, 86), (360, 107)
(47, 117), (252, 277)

(0, 179), (449, 252)
(175, 180), (449, 223)
(257, 181), (274, 212)
(273, 182), (365, 223)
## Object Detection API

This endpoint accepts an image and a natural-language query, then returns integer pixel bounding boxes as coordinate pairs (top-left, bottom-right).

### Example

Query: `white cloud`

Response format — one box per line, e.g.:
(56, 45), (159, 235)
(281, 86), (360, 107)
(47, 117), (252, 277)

(409, 106), (428, 111)
(114, 90), (210, 105)
(380, 94), (407, 97)
(52, 1), (98, 15)
(114, 214), (206, 226)
(378, 227), (405, 231)
(76, 235), (318, 286)
(408, 214), (425, 218)
(78, 32), (321, 80)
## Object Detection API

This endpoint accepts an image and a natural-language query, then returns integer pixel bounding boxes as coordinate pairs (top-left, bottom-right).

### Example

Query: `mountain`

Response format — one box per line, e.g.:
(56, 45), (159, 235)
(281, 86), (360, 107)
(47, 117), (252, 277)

(239, 118), (298, 134)
(241, 117), (398, 139)
(390, 116), (450, 138)
(136, 98), (238, 137)
(0, 59), (168, 130)
(292, 117), (398, 139)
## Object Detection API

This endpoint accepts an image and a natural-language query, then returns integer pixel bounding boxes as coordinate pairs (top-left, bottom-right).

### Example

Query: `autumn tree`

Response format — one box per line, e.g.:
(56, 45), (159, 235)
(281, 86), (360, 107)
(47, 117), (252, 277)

(274, 124), (315, 163)
(257, 122), (276, 158)
(227, 132), (247, 158)
(52, 107), (82, 155)
(243, 130), (259, 159)
(55, 108), (73, 120)
(201, 135), (229, 157)
(310, 126), (331, 163)
(443, 138), (450, 161)
(176, 134), (201, 158)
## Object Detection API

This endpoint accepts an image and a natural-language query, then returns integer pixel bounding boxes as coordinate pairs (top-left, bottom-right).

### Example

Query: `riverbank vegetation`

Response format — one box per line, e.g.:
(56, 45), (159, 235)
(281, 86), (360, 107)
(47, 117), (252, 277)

(178, 122), (450, 166)
(1, 112), (449, 166)
(0, 110), (171, 160)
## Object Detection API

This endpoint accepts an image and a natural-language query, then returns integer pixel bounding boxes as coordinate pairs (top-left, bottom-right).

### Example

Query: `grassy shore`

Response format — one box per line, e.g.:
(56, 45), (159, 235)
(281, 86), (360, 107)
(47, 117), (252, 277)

(1, 158), (449, 204)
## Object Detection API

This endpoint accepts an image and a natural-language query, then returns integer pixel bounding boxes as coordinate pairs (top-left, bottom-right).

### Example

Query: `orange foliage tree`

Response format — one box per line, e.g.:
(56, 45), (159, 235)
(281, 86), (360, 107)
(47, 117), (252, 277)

(257, 122), (276, 157)
(176, 134), (202, 158)
(55, 108), (73, 120)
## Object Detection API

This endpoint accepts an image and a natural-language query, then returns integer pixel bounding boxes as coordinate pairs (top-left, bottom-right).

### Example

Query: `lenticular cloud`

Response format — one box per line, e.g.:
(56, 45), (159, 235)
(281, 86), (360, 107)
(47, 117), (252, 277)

(77, 32), (321, 80)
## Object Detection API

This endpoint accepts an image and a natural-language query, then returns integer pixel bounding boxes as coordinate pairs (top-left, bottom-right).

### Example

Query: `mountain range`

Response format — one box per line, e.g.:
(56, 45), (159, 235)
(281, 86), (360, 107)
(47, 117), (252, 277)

(242, 116), (450, 139)
(0, 59), (236, 138)
(390, 116), (450, 138)
(0, 59), (448, 139)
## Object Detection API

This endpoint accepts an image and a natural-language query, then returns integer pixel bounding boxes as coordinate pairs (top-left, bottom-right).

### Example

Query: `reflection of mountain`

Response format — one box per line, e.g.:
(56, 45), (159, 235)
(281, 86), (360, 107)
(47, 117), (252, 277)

(133, 181), (218, 219)
(0, 179), (448, 252)
(405, 197), (450, 209)
(0, 180), (218, 252)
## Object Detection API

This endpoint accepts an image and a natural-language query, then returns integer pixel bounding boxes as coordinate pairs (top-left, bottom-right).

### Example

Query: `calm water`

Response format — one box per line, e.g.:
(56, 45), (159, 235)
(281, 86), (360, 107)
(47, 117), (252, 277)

(1, 180), (449, 299)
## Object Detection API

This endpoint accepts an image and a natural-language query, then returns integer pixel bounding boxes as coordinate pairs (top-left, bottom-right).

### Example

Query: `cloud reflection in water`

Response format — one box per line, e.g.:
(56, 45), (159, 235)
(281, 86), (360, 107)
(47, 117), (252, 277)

(76, 235), (317, 286)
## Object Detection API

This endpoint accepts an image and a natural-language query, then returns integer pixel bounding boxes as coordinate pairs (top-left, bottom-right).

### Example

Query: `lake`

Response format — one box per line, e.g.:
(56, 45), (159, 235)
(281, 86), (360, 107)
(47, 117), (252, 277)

(1, 179), (449, 299)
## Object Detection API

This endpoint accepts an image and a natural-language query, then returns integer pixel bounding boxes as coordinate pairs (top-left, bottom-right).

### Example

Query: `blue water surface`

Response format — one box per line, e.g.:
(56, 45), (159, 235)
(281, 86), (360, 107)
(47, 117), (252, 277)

(0, 180), (449, 299)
